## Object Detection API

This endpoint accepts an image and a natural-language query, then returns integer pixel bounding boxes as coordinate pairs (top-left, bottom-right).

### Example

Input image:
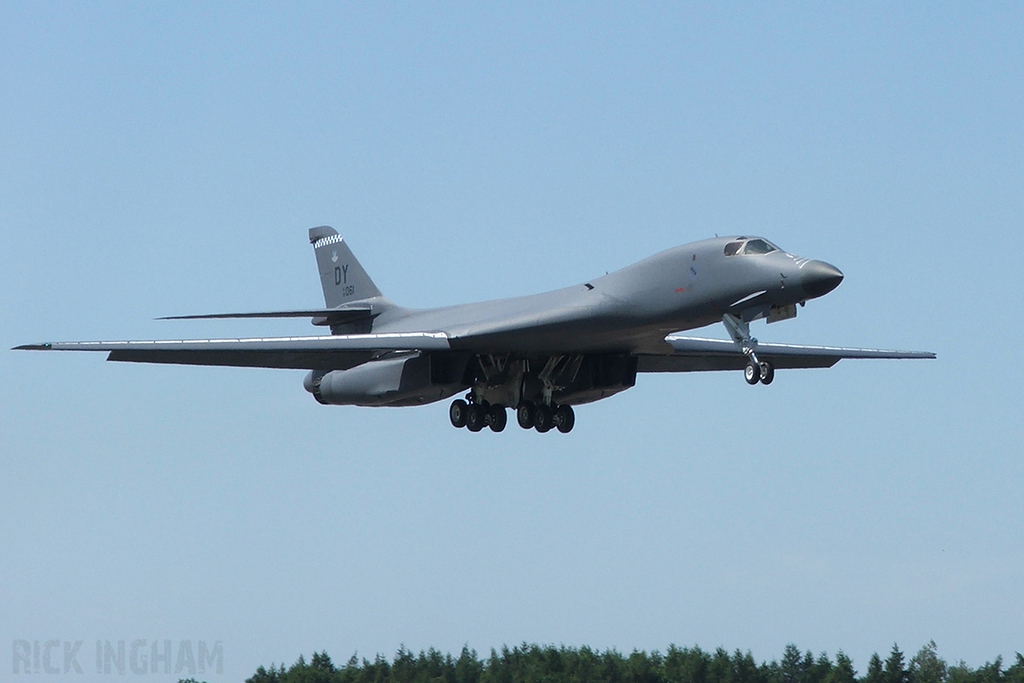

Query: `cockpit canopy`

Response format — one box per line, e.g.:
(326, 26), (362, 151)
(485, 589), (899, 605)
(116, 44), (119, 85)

(724, 237), (780, 256)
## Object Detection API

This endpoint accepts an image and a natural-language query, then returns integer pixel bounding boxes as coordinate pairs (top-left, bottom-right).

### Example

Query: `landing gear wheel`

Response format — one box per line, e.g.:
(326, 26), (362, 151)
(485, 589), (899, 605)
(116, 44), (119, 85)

(554, 404), (575, 433)
(534, 404), (554, 433)
(488, 404), (507, 432)
(449, 399), (468, 428)
(744, 362), (762, 385)
(759, 361), (775, 385)
(516, 401), (535, 429)
(466, 403), (486, 432)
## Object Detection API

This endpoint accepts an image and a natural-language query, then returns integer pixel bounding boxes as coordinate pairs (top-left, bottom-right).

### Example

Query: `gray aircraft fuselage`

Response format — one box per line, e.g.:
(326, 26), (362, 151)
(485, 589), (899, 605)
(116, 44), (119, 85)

(350, 236), (842, 355)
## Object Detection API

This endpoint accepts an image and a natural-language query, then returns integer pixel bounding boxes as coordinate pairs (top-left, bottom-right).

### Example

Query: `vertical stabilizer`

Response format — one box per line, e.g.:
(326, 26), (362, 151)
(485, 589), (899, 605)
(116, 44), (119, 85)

(309, 226), (383, 308)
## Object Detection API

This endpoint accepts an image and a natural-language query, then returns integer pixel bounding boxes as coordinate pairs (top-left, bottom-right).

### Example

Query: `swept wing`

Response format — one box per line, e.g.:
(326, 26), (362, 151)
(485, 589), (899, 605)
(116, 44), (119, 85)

(15, 332), (449, 370)
(638, 335), (935, 372)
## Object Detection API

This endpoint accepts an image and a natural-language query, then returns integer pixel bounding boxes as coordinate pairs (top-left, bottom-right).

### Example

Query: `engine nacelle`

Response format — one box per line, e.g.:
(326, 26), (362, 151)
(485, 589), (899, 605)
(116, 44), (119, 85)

(304, 353), (464, 407)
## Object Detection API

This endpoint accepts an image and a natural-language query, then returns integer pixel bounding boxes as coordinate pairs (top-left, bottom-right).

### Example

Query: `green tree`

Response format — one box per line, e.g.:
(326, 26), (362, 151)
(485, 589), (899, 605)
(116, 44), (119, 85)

(731, 649), (763, 683)
(599, 648), (626, 683)
(709, 647), (733, 683)
(865, 653), (885, 683)
(391, 645), (418, 683)
(884, 646), (909, 683)
(311, 652), (336, 674)
(663, 645), (709, 683)
(824, 651), (856, 683)
(945, 660), (975, 683)
(909, 642), (947, 683)
(781, 645), (808, 683)
(973, 657), (1004, 683)
(246, 664), (286, 683)
(809, 653), (833, 683)
(455, 645), (481, 683)
(625, 648), (660, 683)
(1004, 654), (1024, 683)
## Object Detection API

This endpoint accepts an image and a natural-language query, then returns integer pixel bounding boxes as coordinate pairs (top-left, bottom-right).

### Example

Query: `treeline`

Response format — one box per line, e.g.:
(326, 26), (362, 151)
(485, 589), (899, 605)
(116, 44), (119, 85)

(240, 642), (1024, 683)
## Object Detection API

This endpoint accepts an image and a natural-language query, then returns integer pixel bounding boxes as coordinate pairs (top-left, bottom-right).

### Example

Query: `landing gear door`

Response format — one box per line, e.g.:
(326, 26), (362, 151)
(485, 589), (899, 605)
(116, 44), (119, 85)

(767, 304), (797, 324)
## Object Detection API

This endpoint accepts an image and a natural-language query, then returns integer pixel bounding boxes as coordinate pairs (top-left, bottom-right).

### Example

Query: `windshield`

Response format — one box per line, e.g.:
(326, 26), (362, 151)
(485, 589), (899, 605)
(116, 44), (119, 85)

(724, 238), (780, 256)
(741, 238), (778, 255)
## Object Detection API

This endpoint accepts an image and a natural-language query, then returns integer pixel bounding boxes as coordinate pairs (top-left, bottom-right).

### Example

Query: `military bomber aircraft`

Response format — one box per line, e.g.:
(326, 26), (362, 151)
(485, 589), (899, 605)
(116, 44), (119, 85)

(16, 227), (934, 433)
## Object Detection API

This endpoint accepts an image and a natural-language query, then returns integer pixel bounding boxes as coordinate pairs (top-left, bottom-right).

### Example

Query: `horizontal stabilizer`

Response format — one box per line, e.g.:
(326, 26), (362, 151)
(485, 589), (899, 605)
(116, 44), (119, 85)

(638, 335), (935, 372)
(157, 305), (375, 326)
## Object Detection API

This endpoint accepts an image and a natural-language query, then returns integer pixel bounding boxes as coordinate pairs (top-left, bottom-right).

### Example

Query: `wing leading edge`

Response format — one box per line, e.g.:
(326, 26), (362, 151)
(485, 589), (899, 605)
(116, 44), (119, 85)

(637, 335), (936, 373)
(14, 332), (450, 371)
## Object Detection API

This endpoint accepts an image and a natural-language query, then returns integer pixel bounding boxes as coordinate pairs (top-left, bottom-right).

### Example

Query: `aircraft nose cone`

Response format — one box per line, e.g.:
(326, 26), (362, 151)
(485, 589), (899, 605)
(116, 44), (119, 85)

(801, 260), (844, 298)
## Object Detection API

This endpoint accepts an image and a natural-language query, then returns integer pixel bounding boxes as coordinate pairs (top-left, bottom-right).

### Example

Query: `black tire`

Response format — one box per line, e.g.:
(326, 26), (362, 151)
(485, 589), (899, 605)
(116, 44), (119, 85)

(489, 404), (507, 432)
(534, 404), (553, 433)
(466, 404), (486, 432)
(554, 404), (575, 433)
(516, 401), (535, 429)
(744, 362), (761, 385)
(449, 399), (468, 428)
(759, 361), (775, 385)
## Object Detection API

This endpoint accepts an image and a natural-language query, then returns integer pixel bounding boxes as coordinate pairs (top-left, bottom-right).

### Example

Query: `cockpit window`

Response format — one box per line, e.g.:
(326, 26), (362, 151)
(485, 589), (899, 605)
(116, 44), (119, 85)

(741, 238), (778, 255)
(724, 237), (781, 256)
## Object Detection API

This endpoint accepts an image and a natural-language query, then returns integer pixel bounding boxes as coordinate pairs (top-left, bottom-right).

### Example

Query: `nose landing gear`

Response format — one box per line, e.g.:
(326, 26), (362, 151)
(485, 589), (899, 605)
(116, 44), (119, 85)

(724, 313), (775, 387)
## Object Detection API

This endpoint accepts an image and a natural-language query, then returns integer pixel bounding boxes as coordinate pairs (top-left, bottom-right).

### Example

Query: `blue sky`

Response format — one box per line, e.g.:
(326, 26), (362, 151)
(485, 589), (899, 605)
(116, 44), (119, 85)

(2, 3), (1022, 681)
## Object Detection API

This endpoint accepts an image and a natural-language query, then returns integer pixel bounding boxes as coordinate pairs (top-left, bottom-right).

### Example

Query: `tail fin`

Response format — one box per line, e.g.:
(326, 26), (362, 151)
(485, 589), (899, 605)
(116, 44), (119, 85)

(309, 226), (384, 308)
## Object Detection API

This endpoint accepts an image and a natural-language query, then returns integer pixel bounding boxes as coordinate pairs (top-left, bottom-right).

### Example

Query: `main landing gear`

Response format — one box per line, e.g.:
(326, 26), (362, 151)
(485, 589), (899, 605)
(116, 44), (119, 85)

(449, 397), (575, 433)
(515, 400), (575, 434)
(449, 398), (508, 433)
